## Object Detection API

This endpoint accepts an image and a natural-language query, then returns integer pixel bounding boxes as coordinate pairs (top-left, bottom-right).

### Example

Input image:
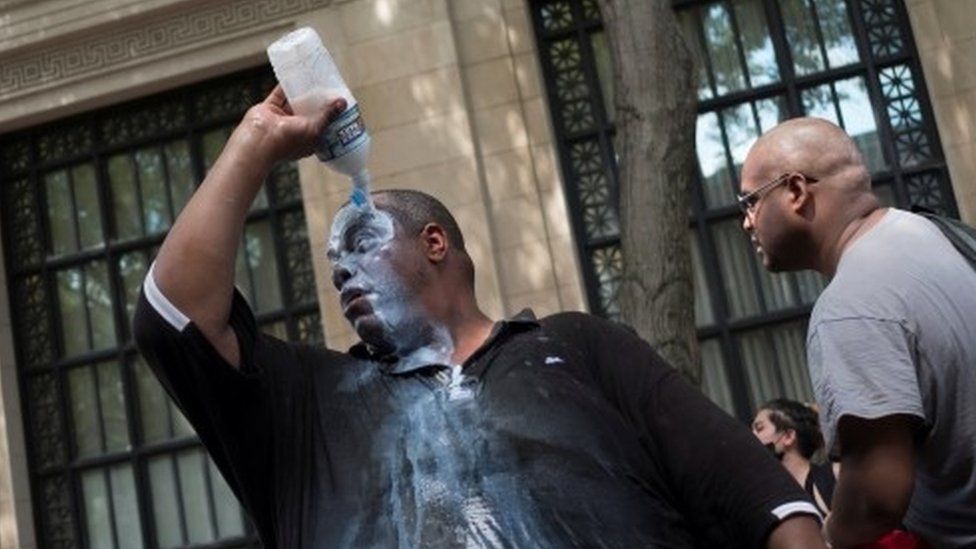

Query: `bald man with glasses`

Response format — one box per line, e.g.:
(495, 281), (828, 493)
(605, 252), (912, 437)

(739, 117), (976, 549)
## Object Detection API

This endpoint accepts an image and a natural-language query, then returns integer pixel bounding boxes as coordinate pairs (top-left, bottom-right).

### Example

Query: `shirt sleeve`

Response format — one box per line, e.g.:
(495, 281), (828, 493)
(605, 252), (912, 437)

(131, 263), (290, 536)
(578, 315), (820, 548)
(807, 317), (925, 457)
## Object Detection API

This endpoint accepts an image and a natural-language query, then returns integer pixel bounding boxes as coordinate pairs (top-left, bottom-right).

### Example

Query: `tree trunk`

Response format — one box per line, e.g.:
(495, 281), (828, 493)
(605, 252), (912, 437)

(597, 0), (701, 384)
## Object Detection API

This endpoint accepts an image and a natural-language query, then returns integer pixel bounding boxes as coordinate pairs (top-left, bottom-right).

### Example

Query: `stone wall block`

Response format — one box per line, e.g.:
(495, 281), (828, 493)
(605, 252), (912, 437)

(355, 66), (466, 131)
(454, 13), (510, 64)
(463, 58), (519, 110)
(471, 102), (530, 155)
(339, 0), (441, 43)
(347, 20), (458, 88)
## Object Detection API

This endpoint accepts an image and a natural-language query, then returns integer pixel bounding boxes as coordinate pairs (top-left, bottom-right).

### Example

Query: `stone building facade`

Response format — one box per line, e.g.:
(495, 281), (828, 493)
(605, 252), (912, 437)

(0, 0), (972, 547)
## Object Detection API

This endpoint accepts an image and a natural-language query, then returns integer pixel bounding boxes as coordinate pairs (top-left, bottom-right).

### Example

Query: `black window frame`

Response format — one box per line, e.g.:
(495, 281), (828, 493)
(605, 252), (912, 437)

(0, 66), (324, 549)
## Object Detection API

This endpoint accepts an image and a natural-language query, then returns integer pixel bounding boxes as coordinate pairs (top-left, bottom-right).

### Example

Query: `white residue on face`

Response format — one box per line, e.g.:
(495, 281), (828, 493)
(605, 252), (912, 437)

(327, 203), (455, 368)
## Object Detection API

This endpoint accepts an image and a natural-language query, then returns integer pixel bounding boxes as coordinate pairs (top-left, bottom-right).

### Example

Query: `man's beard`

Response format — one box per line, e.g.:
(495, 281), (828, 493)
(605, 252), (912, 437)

(356, 291), (449, 363)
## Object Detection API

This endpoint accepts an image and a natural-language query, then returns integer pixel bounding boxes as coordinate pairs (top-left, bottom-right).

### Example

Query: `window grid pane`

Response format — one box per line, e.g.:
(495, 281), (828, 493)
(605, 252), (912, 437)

(97, 362), (130, 454)
(178, 449), (217, 544)
(703, 3), (747, 95)
(780, 0), (826, 75)
(737, 321), (815, 412)
(134, 147), (172, 235)
(68, 366), (101, 458)
(700, 339), (736, 415)
(86, 261), (116, 351)
(46, 170), (77, 256)
(242, 220), (283, 312)
(148, 455), (183, 548)
(817, 0), (860, 69)
(109, 465), (143, 549)
(165, 140), (196, 214)
(210, 458), (246, 538)
(734, 0), (780, 87)
(81, 469), (114, 549)
(1, 67), (321, 549)
(72, 164), (104, 250)
(696, 111), (736, 208)
(135, 357), (175, 445)
(801, 76), (886, 172)
(108, 155), (142, 240)
(690, 232), (715, 327)
(57, 267), (90, 356)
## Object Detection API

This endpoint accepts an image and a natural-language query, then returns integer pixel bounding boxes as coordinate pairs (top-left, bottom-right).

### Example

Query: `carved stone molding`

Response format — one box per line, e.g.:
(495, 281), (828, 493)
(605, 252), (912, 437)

(0, 0), (332, 99)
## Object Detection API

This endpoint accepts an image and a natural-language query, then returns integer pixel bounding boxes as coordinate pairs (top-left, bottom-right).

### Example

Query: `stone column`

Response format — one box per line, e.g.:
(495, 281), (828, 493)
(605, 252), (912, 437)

(908, 0), (976, 224)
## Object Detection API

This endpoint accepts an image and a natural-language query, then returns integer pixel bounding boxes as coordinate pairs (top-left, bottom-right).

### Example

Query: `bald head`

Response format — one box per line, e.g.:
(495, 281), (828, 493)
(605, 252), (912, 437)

(744, 117), (871, 195)
(371, 189), (466, 252)
(741, 117), (884, 276)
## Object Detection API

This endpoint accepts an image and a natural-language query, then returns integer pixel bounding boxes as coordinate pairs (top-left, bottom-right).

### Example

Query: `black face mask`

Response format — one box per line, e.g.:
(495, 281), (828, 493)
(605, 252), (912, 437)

(764, 442), (785, 461)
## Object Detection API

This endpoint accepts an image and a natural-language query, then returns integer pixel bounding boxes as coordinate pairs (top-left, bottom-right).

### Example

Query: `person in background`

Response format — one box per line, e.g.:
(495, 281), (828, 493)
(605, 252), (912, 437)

(740, 117), (976, 548)
(753, 398), (836, 517)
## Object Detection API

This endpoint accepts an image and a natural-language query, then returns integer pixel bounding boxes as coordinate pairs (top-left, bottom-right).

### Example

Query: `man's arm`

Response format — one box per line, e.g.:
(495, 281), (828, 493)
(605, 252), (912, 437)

(824, 415), (917, 548)
(152, 87), (344, 366)
(569, 315), (825, 548)
(768, 516), (828, 549)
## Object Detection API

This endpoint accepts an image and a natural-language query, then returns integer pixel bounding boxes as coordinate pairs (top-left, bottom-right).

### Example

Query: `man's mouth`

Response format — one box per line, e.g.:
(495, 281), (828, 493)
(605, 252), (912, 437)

(750, 236), (763, 256)
(341, 288), (367, 312)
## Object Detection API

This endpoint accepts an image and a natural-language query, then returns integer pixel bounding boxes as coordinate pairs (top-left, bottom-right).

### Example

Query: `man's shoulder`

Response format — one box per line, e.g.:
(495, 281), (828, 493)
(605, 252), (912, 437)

(813, 209), (957, 327)
(535, 311), (652, 359)
(538, 309), (597, 326)
(812, 256), (911, 327)
(538, 310), (632, 335)
(842, 208), (953, 272)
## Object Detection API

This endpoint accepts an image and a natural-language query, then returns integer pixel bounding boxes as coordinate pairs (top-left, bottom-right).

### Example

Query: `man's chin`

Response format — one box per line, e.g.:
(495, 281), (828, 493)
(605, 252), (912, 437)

(754, 245), (781, 272)
(351, 316), (394, 352)
(762, 255), (785, 272)
(762, 252), (800, 273)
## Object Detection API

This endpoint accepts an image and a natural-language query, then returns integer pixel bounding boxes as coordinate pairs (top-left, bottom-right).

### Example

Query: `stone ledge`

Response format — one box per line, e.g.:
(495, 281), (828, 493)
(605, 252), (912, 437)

(0, 0), (332, 101)
(0, 0), (192, 53)
(0, 27), (283, 132)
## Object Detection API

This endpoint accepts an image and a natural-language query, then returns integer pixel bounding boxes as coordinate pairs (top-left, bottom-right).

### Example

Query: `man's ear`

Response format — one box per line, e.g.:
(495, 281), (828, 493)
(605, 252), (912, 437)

(421, 223), (448, 263)
(786, 174), (814, 215)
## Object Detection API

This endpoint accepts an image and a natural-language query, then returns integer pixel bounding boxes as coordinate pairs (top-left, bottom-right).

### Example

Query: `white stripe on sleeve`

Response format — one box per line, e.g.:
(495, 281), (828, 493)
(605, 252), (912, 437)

(771, 501), (823, 522)
(143, 262), (191, 331)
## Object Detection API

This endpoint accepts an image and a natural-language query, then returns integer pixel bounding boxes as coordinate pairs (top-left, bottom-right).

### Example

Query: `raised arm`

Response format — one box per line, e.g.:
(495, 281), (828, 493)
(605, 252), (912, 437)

(152, 86), (345, 366)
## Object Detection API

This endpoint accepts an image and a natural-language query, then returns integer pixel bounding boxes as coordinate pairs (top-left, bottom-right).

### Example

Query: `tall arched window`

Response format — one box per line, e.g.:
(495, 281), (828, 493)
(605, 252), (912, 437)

(0, 67), (321, 549)
(529, 0), (955, 418)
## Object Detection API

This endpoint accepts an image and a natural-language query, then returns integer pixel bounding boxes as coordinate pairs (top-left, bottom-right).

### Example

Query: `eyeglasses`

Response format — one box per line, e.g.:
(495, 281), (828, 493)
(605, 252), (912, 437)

(736, 172), (818, 216)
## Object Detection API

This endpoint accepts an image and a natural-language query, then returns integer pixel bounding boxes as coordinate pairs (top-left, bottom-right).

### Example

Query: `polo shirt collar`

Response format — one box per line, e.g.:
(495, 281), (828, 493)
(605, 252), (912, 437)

(348, 309), (540, 375)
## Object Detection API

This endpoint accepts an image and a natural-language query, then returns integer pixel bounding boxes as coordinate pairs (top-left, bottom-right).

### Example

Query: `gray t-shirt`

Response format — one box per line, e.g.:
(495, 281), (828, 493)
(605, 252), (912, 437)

(807, 208), (976, 548)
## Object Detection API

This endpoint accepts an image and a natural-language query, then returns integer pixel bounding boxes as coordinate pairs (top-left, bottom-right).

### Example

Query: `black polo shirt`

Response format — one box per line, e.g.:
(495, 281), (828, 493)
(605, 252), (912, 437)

(134, 273), (817, 548)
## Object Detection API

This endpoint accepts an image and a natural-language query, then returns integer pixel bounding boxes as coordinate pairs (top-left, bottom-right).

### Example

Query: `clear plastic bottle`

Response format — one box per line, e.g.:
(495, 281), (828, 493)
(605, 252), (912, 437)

(267, 27), (371, 207)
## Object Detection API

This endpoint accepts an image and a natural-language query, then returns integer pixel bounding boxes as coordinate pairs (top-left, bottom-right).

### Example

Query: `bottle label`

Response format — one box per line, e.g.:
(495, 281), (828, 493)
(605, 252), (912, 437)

(317, 103), (368, 162)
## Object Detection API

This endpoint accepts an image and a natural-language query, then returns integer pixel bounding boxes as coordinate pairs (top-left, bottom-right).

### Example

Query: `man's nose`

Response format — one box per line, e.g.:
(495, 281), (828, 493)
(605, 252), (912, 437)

(332, 262), (353, 291)
(742, 211), (754, 233)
